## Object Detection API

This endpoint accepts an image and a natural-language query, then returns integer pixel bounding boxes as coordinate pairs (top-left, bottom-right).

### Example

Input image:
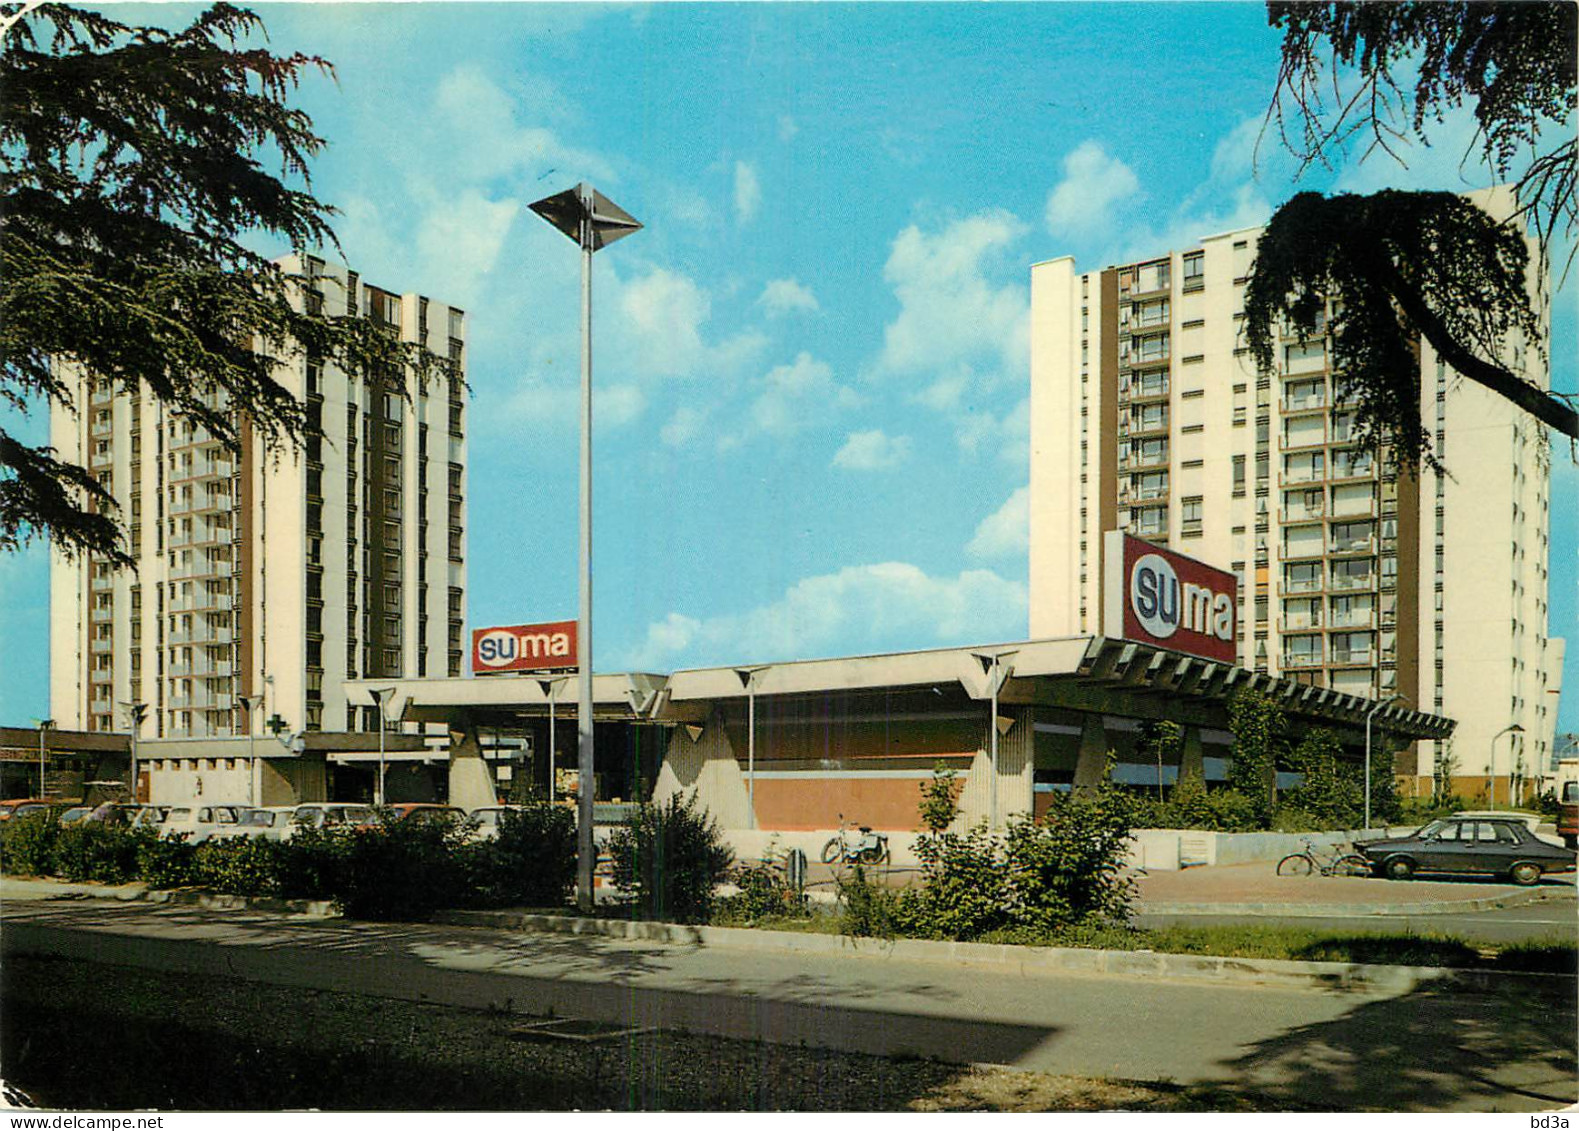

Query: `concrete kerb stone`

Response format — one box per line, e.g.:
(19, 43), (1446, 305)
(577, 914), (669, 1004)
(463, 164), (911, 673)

(1142, 885), (1576, 918)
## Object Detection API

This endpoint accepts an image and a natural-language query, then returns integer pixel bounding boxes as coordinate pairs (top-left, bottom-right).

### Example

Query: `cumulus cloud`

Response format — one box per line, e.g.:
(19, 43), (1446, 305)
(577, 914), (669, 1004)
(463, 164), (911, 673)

(777, 115), (800, 142)
(832, 429), (912, 471)
(956, 398), (1030, 465)
(615, 562), (1029, 670)
(877, 211), (1029, 380)
(660, 406), (708, 448)
(967, 485), (1030, 559)
(1044, 141), (1140, 238)
(750, 352), (857, 436)
(734, 161), (762, 224)
(758, 278), (820, 316)
(613, 266), (766, 382)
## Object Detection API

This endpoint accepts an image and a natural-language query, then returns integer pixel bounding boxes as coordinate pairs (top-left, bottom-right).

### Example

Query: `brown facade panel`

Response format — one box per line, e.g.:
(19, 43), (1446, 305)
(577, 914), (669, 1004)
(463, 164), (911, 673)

(1394, 460), (1422, 775)
(236, 418), (255, 703)
(751, 777), (929, 832)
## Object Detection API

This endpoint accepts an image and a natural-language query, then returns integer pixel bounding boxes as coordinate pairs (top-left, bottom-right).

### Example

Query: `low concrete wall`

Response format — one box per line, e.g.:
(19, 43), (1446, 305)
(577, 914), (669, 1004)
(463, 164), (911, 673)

(1128, 826), (1415, 870)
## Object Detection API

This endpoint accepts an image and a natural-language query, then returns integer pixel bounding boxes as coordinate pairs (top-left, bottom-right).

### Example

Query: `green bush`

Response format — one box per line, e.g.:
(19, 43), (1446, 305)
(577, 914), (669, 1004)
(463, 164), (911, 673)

(713, 859), (810, 926)
(836, 864), (901, 939)
(338, 812), (470, 921)
(1227, 688), (1287, 828)
(1, 811), (61, 876)
(607, 792), (734, 924)
(135, 833), (197, 888)
(1132, 774), (1264, 832)
(464, 803), (578, 909)
(273, 825), (351, 900)
(50, 821), (140, 883)
(194, 837), (281, 896)
(897, 820), (1009, 941)
(1006, 780), (1136, 932)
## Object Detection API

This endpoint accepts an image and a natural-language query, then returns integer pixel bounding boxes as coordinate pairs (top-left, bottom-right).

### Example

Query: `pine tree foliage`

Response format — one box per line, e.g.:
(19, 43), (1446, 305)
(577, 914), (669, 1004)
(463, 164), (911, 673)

(1, 4), (451, 565)
(1251, 2), (1578, 465)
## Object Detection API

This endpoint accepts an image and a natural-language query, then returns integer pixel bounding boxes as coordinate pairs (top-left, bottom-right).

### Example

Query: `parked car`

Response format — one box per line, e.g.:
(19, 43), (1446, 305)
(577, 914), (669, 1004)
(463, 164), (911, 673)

(0, 799), (50, 823)
(280, 803), (374, 840)
(1354, 816), (1577, 886)
(1558, 780), (1578, 850)
(57, 806), (93, 825)
(208, 806), (295, 841)
(382, 803), (468, 828)
(160, 804), (243, 845)
(467, 805), (524, 841)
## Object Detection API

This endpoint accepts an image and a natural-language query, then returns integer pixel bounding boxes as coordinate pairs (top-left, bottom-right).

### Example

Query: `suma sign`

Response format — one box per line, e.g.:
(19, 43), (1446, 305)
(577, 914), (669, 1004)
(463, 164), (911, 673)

(1102, 531), (1238, 664)
(471, 620), (578, 674)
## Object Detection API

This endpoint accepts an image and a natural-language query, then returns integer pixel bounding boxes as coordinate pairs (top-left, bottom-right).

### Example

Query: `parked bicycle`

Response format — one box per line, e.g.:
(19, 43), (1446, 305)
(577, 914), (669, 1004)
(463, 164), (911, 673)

(819, 814), (890, 867)
(1276, 837), (1373, 878)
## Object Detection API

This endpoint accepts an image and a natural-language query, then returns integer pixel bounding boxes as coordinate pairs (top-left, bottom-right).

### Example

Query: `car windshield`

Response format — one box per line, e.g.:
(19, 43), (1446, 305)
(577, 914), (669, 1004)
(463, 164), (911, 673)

(1417, 820), (1451, 838)
(475, 810), (500, 826)
(167, 808), (191, 821)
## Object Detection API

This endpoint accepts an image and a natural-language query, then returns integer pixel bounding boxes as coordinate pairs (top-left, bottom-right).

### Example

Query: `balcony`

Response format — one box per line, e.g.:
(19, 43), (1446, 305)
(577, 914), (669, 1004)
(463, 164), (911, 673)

(1330, 497), (1377, 519)
(1329, 610), (1376, 630)
(1330, 571), (1375, 593)
(91, 638), (114, 653)
(1281, 392), (1327, 414)
(1280, 613), (1322, 632)
(1283, 575), (1323, 594)
(90, 606), (114, 623)
(1281, 502), (1325, 523)
(1329, 536), (1376, 556)
(1123, 375), (1171, 399)
(1279, 429), (1326, 451)
(1282, 650), (1324, 669)
(1329, 649), (1374, 667)
(91, 574), (115, 592)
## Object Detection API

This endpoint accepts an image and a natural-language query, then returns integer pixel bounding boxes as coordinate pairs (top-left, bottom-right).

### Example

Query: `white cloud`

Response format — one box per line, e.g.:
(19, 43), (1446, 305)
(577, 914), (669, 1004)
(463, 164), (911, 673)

(956, 398), (1030, 465)
(967, 485), (1029, 559)
(613, 266), (766, 382)
(734, 161), (762, 224)
(878, 211), (1029, 380)
(777, 115), (800, 142)
(758, 278), (820, 316)
(660, 406), (707, 447)
(431, 65), (614, 186)
(750, 352), (857, 437)
(832, 429), (912, 471)
(615, 562), (1028, 670)
(1044, 141), (1140, 238)
(411, 189), (521, 308)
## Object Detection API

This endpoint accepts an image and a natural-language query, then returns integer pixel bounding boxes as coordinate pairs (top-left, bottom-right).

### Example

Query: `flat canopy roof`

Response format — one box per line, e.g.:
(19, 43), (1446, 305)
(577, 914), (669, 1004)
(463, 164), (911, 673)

(345, 635), (1454, 742)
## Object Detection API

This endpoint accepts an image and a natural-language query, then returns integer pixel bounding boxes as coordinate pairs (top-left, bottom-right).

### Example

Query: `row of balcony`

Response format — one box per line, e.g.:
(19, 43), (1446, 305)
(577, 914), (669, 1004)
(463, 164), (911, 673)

(1282, 649), (1378, 669)
(1280, 536), (1384, 560)
(170, 660), (233, 678)
(1282, 572), (1383, 595)
(167, 627), (234, 647)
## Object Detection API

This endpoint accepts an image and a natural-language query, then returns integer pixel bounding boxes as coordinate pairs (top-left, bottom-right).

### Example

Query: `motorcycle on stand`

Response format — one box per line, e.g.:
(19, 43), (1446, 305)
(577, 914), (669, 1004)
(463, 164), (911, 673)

(820, 813), (891, 867)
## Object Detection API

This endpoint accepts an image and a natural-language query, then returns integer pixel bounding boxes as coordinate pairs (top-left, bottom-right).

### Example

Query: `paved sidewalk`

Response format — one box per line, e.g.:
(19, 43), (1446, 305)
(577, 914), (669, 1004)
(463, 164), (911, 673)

(1134, 862), (1576, 915)
(3, 896), (1574, 1111)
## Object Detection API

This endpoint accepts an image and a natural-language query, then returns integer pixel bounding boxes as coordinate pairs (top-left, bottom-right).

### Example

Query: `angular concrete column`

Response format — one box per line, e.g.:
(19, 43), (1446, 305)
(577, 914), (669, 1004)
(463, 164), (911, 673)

(448, 719), (497, 811)
(1179, 725), (1206, 783)
(1073, 714), (1111, 791)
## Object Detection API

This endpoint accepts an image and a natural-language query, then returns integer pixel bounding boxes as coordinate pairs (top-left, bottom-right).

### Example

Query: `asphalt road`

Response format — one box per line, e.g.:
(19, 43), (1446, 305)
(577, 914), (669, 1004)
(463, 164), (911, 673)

(1137, 898), (1579, 944)
(2, 896), (1574, 1112)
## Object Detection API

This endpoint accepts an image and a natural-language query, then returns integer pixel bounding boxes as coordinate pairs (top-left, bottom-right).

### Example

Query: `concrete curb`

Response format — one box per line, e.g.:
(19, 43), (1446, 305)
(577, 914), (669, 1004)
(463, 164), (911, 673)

(2, 877), (337, 918)
(1141, 885), (1576, 918)
(433, 908), (1576, 994)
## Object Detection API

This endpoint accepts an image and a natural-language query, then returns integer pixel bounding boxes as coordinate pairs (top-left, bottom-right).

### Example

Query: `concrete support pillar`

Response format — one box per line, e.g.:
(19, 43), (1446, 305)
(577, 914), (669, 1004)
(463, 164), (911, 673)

(1073, 714), (1111, 791)
(448, 720), (497, 811)
(1179, 725), (1205, 783)
(652, 708), (753, 830)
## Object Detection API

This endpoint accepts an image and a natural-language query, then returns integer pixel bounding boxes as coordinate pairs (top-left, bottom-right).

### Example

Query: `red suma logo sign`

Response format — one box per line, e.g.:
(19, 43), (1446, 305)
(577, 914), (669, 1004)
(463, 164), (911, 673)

(1103, 532), (1237, 664)
(472, 621), (578, 673)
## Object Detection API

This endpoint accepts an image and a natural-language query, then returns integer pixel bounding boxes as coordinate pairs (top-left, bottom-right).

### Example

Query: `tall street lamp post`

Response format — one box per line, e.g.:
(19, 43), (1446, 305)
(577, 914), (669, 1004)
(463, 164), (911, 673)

(537, 676), (569, 802)
(119, 702), (146, 802)
(1490, 723), (1525, 808)
(239, 695), (261, 807)
(32, 719), (53, 799)
(529, 182), (641, 912)
(1363, 694), (1403, 831)
(369, 688), (397, 806)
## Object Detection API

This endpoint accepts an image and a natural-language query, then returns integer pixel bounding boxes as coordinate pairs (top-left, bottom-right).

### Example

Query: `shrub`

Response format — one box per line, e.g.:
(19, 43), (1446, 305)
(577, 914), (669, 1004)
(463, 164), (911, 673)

(836, 864), (901, 939)
(1226, 688), (1286, 828)
(897, 820), (1009, 941)
(1131, 774), (1263, 833)
(713, 859), (810, 925)
(273, 825), (351, 901)
(1006, 779), (1136, 932)
(1, 811), (61, 877)
(337, 812), (470, 921)
(607, 792), (733, 924)
(50, 821), (140, 883)
(464, 803), (577, 909)
(1284, 728), (1362, 829)
(194, 837), (281, 896)
(135, 833), (197, 888)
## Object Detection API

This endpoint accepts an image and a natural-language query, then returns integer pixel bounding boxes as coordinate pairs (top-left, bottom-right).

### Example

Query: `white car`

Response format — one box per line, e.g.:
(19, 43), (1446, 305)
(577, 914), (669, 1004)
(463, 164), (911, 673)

(160, 804), (243, 844)
(278, 803), (374, 840)
(207, 806), (295, 842)
(468, 805), (524, 841)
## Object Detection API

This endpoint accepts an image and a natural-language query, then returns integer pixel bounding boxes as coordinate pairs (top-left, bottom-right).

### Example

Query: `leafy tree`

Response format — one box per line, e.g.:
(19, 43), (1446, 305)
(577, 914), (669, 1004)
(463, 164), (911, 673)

(1137, 720), (1183, 800)
(1285, 726), (1361, 827)
(1250, 2), (1578, 469)
(1, 3), (450, 565)
(1226, 687), (1287, 827)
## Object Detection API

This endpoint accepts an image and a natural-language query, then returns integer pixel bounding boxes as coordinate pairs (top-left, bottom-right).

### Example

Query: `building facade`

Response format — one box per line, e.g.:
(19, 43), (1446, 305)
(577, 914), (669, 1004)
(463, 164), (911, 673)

(49, 256), (468, 753)
(1028, 187), (1563, 795)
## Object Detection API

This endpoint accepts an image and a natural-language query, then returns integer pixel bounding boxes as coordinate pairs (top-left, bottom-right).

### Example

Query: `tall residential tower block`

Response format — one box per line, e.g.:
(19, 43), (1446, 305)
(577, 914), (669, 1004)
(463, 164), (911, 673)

(1029, 187), (1563, 792)
(50, 256), (468, 743)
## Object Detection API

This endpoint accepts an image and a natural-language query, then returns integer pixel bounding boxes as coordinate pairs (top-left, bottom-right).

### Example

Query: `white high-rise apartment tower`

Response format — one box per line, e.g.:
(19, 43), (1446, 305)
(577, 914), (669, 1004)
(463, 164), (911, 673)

(1029, 187), (1563, 793)
(50, 256), (468, 743)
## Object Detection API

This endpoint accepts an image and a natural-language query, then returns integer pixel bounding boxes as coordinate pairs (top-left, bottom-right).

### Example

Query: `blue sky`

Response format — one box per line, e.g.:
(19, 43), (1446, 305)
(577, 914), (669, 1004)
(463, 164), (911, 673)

(1, 2), (1574, 730)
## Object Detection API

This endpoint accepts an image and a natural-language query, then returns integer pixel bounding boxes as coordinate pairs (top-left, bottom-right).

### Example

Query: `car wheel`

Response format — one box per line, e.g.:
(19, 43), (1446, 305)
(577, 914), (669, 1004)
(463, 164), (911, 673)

(1508, 861), (1542, 887)
(819, 838), (841, 865)
(1564, 835), (1577, 851)
(1384, 856), (1416, 881)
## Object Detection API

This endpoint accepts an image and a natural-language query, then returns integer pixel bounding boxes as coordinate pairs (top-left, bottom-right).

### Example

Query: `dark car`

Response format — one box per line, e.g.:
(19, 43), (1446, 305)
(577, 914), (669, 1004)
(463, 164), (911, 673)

(1354, 816), (1577, 886)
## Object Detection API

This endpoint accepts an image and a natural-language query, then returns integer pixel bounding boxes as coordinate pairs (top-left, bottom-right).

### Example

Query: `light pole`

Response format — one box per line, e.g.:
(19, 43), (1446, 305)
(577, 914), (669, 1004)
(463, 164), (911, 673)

(119, 702), (146, 803)
(537, 676), (569, 802)
(529, 182), (641, 912)
(368, 687), (397, 807)
(32, 719), (53, 799)
(734, 667), (769, 829)
(974, 650), (1016, 827)
(239, 695), (261, 807)
(1363, 693), (1403, 832)
(1489, 723), (1525, 809)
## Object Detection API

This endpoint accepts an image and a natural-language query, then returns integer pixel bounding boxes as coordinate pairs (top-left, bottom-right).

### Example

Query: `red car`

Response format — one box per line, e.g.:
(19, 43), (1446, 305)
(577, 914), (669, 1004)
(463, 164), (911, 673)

(0, 799), (50, 822)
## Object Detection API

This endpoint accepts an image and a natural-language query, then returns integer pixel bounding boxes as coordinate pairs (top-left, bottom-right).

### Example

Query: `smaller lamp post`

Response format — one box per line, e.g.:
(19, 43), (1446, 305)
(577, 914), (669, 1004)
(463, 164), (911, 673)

(1489, 723), (1525, 809)
(119, 702), (147, 803)
(32, 718), (53, 799)
(238, 695), (262, 807)
(368, 688), (397, 807)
